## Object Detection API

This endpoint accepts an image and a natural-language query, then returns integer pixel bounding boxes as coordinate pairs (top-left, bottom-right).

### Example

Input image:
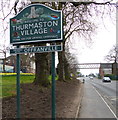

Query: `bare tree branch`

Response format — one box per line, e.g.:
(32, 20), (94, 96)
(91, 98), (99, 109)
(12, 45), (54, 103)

(71, 1), (116, 7)
(104, 45), (118, 63)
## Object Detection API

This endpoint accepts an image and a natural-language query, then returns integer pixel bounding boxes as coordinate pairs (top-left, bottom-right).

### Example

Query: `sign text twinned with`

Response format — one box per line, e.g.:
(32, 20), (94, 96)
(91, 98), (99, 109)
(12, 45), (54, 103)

(10, 45), (62, 54)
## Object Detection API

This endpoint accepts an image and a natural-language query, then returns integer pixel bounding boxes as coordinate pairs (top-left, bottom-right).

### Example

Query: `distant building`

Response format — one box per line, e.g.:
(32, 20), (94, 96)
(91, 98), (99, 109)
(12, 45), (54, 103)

(99, 63), (118, 78)
(112, 62), (118, 77)
(0, 59), (3, 64)
(0, 55), (35, 73)
(0, 64), (14, 73)
(99, 63), (112, 78)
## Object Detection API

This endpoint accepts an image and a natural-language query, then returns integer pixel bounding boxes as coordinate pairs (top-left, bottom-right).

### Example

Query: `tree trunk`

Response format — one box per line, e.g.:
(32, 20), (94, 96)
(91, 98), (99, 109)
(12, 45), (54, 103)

(34, 52), (50, 87)
(34, 44), (50, 87)
(3, 59), (6, 73)
(64, 55), (71, 81)
(58, 51), (65, 81)
(58, 51), (71, 81)
(3, 52), (7, 73)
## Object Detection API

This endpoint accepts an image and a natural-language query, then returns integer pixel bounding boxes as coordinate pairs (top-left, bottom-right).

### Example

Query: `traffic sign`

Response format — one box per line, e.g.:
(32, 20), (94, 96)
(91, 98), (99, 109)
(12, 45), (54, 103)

(10, 4), (63, 119)
(10, 4), (63, 45)
(10, 45), (62, 54)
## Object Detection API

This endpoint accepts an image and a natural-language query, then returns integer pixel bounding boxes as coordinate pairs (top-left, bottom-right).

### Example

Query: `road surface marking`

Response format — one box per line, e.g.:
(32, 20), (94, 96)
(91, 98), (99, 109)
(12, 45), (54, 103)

(92, 86), (118, 119)
(111, 97), (118, 101)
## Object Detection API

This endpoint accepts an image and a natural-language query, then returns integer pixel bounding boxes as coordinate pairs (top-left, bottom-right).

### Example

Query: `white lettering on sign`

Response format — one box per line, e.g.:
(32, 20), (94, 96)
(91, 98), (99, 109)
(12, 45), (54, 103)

(12, 21), (58, 31)
(12, 21), (58, 37)
(20, 28), (47, 36)
(10, 45), (62, 54)
(23, 46), (58, 53)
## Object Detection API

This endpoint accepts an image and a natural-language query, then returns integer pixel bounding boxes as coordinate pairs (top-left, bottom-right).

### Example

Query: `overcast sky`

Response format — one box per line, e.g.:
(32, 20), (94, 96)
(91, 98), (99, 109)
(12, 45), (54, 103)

(79, 23), (116, 75)
(69, 6), (116, 75)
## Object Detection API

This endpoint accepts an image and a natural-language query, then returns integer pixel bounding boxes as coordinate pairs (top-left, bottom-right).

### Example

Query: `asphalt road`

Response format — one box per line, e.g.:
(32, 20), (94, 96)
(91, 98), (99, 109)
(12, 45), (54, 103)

(91, 78), (118, 116)
(78, 77), (118, 119)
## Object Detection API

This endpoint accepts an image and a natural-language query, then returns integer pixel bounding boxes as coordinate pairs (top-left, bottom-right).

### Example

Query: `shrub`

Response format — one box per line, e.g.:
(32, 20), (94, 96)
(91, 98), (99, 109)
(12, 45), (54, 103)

(104, 74), (118, 80)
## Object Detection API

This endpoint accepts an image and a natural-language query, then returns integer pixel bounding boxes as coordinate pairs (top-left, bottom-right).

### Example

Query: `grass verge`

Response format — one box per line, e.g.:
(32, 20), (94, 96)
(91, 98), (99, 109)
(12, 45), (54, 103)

(1, 75), (35, 98)
(1, 74), (58, 98)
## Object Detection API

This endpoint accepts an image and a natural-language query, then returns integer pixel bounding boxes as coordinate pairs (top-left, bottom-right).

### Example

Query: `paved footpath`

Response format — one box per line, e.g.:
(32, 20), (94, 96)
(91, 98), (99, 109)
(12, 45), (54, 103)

(78, 81), (117, 119)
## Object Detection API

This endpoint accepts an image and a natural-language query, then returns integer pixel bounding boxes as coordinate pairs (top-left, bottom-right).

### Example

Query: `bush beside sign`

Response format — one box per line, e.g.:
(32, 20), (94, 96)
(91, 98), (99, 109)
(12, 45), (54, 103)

(10, 4), (63, 45)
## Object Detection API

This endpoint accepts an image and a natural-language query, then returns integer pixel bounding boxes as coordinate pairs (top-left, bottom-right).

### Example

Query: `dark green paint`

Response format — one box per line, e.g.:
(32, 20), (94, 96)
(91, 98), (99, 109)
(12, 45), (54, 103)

(16, 45), (21, 118)
(10, 4), (63, 45)
(51, 52), (56, 119)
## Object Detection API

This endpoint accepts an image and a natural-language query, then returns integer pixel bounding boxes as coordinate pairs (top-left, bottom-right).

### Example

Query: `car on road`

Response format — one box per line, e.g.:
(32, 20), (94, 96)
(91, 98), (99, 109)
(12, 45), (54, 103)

(89, 76), (93, 80)
(102, 77), (111, 82)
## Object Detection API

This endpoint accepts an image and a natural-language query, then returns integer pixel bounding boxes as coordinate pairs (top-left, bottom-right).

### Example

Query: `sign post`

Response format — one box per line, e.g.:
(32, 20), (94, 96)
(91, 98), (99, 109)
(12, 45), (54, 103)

(51, 51), (56, 119)
(10, 4), (63, 119)
(16, 45), (21, 118)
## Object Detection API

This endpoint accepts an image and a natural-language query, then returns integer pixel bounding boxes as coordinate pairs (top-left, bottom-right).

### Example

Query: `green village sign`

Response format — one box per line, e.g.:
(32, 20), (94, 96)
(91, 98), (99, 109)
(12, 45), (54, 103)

(10, 4), (63, 119)
(10, 4), (63, 45)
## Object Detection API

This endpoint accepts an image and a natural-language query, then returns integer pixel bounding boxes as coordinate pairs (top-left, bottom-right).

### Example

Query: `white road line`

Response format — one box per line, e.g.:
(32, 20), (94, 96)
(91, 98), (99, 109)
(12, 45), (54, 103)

(110, 96), (118, 101)
(92, 85), (118, 120)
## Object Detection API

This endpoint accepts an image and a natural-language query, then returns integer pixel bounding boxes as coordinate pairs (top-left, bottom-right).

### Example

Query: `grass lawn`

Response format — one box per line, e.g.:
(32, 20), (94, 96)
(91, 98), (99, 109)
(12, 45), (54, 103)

(0, 74), (58, 98)
(1, 75), (35, 98)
